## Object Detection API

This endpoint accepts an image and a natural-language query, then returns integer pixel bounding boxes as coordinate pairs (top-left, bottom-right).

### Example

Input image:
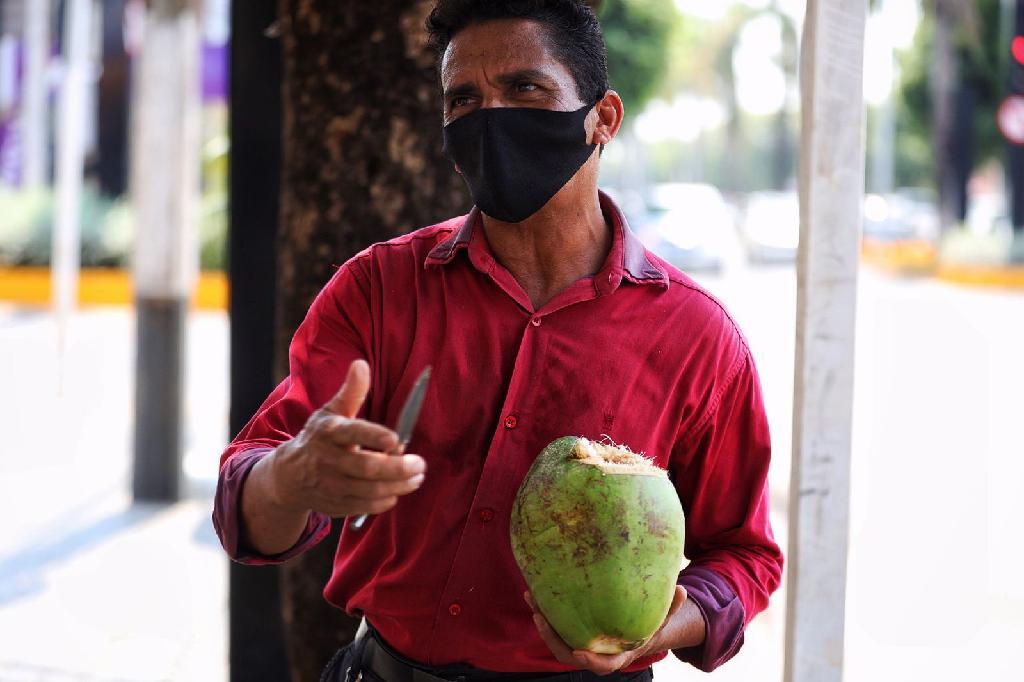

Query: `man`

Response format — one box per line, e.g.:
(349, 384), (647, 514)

(214, 1), (783, 680)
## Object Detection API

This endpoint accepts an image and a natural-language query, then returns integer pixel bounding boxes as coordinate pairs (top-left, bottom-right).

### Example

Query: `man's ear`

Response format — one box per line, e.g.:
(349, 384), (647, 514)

(592, 89), (624, 147)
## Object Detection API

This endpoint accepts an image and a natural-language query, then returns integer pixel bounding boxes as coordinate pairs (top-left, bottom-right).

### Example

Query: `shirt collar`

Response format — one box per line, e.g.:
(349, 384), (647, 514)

(425, 190), (669, 289)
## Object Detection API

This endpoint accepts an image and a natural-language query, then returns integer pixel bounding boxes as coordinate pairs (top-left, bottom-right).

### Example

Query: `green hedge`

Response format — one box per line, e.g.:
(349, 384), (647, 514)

(0, 185), (227, 271)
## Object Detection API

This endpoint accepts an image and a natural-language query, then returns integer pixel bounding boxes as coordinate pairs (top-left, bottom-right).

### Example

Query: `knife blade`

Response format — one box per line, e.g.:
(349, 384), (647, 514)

(350, 365), (432, 529)
(393, 366), (432, 447)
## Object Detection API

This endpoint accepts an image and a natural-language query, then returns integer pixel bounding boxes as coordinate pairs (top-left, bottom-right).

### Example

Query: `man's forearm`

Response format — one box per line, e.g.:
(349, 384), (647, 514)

(239, 444), (312, 556)
(657, 599), (706, 653)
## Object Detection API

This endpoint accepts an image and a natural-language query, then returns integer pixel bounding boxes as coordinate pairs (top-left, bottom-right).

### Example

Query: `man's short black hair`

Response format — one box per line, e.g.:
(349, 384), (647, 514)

(425, 0), (609, 106)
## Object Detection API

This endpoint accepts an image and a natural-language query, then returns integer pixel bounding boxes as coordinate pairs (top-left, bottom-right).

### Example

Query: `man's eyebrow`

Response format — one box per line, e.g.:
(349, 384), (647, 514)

(443, 81), (479, 101)
(494, 69), (558, 88)
(443, 69), (559, 100)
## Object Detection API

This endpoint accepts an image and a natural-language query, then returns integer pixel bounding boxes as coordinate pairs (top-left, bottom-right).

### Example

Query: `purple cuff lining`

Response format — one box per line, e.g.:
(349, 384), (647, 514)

(674, 565), (746, 672)
(212, 447), (332, 565)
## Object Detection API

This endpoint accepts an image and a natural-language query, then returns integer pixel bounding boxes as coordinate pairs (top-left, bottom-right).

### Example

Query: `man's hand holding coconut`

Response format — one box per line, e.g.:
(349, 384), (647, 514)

(526, 586), (693, 676)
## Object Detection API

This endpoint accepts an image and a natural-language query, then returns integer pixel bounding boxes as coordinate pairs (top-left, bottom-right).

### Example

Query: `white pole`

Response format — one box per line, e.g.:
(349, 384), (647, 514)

(784, 1), (867, 682)
(52, 0), (94, 392)
(21, 0), (50, 188)
(131, 0), (200, 305)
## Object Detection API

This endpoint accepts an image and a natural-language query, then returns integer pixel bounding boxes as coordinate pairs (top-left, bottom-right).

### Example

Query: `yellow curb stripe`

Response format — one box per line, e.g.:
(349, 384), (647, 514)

(935, 264), (1024, 289)
(0, 267), (229, 310)
(860, 239), (938, 273)
(860, 239), (1024, 288)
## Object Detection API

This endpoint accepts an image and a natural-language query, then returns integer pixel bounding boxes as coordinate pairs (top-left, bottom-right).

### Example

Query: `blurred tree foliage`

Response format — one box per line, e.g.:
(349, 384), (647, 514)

(598, 0), (679, 117)
(638, 2), (798, 191)
(897, 0), (1003, 188)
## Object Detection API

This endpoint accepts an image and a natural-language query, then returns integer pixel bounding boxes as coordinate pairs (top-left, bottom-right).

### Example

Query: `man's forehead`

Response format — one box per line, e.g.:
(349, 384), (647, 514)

(440, 19), (563, 84)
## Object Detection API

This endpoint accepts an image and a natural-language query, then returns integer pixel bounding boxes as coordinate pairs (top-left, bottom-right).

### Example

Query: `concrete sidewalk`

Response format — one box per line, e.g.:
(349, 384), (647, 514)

(0, 306), (228, 681)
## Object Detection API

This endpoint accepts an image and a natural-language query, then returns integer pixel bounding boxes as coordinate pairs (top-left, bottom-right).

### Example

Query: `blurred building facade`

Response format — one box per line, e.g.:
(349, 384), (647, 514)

(0, 0), (226, 195)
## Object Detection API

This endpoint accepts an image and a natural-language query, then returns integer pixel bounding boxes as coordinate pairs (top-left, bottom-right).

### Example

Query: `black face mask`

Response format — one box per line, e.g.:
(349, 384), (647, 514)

(441, 103), (597, 223)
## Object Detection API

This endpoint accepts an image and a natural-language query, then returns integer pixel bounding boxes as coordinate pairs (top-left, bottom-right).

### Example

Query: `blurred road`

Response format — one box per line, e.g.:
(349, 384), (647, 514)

(0, 253), (1021, 680)
(687, 258), (1024, 682)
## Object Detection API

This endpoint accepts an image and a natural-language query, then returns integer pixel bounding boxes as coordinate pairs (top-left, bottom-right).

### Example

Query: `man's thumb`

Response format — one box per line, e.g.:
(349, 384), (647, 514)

(667, 585), (688, 619)
(323, 359), (371, 418)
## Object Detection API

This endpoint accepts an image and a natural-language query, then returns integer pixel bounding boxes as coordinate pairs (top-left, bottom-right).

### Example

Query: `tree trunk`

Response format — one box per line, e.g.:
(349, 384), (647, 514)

(719, 31), (744, 193)
(933, 0), (970, 229)
(772, 6), (798, 190)
(1008, 0), (1024, 234)
(274, 2), (468, 679)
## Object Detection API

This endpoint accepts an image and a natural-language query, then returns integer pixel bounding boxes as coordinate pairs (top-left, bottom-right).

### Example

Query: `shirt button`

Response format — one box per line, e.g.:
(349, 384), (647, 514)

(448, 602), (462, 617)
(530, 316), (542, 327)
(607, 272), (615, 284)
(478, 508), (495, 522)
(504, 414), (518, 429)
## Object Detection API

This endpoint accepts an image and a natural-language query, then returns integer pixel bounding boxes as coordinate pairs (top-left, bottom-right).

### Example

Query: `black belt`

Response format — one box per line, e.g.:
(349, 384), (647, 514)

(359, 626), (653, 682)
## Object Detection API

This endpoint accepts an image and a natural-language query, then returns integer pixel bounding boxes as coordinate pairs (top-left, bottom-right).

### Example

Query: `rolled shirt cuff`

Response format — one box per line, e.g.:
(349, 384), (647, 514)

(673, 565), (746, 672)
(212, 447), (331, 565)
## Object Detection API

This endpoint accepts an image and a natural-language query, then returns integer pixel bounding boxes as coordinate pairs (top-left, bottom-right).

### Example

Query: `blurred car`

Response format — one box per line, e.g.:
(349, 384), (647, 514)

(632, 182), (731, 274)
(862, 189), (939, 242)
(601, 186), (648, 228)
(740, 191), (799, 264)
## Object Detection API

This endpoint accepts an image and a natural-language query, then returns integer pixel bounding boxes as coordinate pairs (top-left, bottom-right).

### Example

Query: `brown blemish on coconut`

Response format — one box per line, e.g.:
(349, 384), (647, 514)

(646, 511), (672, 539)
(550, 498), (611, 567)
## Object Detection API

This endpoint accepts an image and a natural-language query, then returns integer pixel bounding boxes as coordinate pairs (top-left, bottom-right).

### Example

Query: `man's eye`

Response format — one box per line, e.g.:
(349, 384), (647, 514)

(517, 82), (539, 93)
(451, 96), (471, 108)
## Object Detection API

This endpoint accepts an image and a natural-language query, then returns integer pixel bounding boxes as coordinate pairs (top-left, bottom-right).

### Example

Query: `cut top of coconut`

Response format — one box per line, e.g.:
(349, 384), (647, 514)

(570, 437), (667, 477)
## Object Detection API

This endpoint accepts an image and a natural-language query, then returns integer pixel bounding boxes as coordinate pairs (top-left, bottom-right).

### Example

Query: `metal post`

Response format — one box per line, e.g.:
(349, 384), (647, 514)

(784, 1), (866, 681)
(130, 0), (200, 502)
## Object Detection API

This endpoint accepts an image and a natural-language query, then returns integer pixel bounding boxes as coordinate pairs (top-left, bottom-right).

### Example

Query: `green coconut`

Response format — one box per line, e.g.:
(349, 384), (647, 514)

(510, 436), (686, 654)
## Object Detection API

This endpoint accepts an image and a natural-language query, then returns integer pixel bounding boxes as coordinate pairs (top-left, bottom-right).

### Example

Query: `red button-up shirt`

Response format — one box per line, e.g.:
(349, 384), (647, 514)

(214, 191), (782, 673)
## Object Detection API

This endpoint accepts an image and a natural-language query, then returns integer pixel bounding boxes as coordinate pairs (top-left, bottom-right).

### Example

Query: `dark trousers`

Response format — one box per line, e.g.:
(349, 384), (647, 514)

(320, 625), (655, 682)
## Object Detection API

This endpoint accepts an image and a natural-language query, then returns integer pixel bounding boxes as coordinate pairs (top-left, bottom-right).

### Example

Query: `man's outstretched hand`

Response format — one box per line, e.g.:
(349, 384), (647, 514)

(524, 586), (693, 676)
(266, 359), (427, 519)
(240, 359), (426, 555)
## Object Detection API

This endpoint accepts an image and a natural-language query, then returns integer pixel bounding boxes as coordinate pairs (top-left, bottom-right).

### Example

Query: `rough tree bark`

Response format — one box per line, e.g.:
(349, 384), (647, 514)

(274, 2), (468, 679)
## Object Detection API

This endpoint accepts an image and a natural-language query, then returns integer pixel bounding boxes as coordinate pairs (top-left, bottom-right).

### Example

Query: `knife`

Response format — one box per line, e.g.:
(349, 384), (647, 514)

(350, 365), (432, 529)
